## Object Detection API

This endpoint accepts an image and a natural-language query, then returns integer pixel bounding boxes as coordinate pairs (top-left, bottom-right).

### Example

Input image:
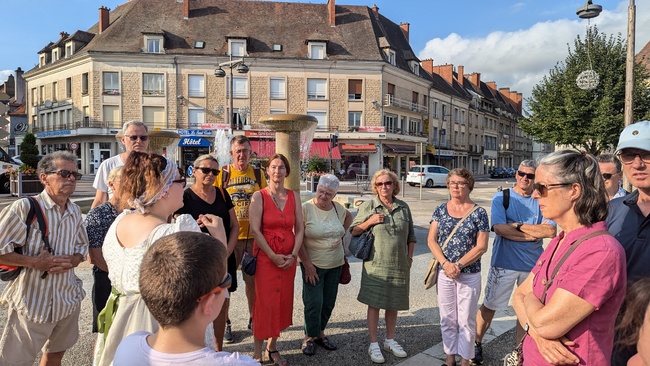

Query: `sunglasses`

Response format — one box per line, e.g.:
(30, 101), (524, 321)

(172, 177), (187, 188)
(197, 273), (232, 303)
(125, 134), (149, 141)
(533, 182), (571, 197)
(46, 170), (83, 180)
(602, 173), (615, 180)
(617, 151), (650, 164)
(375, 181), (394, 187)
(196, 167), (220, 176)
(517, 171), (535, 180)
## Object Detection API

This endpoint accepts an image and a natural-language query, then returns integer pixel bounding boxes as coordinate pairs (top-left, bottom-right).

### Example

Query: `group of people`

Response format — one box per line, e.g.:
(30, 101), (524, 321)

(3, 119), (650, 366)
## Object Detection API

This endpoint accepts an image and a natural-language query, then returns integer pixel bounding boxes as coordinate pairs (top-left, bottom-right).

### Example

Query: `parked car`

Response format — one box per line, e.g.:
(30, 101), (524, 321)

(506, 167), (516, 177)
(490, 167), (508, 178)
(406, 165), (450, 188)
(12, 154), (44, 165)
(347, 162), (367, 179)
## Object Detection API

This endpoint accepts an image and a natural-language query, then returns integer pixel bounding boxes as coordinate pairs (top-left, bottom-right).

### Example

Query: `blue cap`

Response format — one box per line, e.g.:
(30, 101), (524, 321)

(616, 120), (650, 153)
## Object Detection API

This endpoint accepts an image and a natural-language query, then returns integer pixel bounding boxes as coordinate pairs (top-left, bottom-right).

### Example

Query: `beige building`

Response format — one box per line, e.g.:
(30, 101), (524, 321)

(23, 0), (531, 176)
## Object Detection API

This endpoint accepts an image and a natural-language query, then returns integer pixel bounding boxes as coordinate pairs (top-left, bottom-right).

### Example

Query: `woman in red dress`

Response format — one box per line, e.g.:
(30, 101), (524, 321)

(249, 154), (304, 365)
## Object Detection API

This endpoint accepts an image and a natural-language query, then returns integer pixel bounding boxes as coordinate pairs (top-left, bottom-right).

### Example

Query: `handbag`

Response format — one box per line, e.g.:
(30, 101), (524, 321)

(241, 247), (258, 276)
(424, 205), (479, 290)
(339, 257), (351, 284)
(349, 228), (373, 261)
(502, 230), (609, 366)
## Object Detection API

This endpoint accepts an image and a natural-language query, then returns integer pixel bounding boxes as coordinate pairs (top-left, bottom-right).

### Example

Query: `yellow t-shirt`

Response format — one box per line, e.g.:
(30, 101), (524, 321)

(215, 164), (267, 240)
(302, 200), (346, 269)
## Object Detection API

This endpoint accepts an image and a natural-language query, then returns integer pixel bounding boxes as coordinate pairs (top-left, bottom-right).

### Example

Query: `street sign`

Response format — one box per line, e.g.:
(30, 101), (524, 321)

(187, 166), (194, 177)
(69, 142), (79, 151)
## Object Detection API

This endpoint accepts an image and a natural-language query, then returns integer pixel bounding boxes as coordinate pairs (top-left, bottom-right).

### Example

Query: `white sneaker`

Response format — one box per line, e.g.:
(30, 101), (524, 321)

(383, 339), (407, 358)
(368, 344), (385, 364)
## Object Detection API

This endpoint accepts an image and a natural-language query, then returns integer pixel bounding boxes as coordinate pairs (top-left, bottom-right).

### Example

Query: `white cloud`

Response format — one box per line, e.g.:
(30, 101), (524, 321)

(418, 0), (650, 103)
(0, 70), (12, 85)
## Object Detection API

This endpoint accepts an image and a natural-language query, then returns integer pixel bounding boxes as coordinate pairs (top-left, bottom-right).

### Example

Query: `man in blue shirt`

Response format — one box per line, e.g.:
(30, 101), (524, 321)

(472, 160), (556, 364)
(607, 120), (650, 366)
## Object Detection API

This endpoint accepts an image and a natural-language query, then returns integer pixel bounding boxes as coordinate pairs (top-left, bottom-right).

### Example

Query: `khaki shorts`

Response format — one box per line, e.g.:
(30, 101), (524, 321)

(0, 305), (80, 365)
(234, 238), (255, 283)
(482, 266), (529, 311)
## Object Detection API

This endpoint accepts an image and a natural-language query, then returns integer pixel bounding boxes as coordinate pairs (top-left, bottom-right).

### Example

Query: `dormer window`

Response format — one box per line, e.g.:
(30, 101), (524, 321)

(308, 42), (326, 60)
(52, 49), (59, 62)
(65, 43), (73, 58)
(39, 54), (47, 67)
(228, 39), (246, 57)
(410, 61), (419, 76)
(144, 34), (164, 54)
(385, 49), (396, 66)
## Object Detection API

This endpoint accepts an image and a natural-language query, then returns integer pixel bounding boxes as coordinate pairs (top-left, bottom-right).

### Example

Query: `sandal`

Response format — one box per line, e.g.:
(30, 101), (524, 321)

(314, 336), (337, 350)
(267, 349), (288, 366)
(301, 340), (316, 356)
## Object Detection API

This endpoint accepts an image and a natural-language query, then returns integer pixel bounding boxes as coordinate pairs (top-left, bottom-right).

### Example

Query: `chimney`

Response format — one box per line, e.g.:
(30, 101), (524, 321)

(514, 93), (523, 114)
(499, 88), (511, 101)
(432, 64), (454, 85)
(457, 65), (464, 87)
(469, 72), (481, 88)
(184, 0), (190, 20)
(486, 81), (497, 92)
(15, 68), (25, 105)
(327, 0), (336, 27)
(371, 4), (379, 19)
(99, 6), (110, 33)
(421, 59), (434, 74)
(399, 22), (410, 42)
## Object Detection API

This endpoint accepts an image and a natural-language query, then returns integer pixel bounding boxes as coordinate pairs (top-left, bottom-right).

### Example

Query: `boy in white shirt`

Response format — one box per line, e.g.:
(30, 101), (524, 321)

(114, 232), (259, 366)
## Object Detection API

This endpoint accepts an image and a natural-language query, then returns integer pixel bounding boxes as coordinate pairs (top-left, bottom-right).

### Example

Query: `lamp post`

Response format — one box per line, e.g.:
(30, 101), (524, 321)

(214, 55), (249, 130)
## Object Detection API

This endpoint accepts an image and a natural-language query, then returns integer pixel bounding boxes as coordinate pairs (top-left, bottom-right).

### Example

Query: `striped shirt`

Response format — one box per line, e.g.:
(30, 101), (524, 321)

(0, 190), (89, 323)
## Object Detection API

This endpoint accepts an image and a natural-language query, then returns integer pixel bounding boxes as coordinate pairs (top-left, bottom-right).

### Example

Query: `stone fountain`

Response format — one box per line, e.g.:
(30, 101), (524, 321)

(257, 114), (317, 192)
(115, 130), (181, 155)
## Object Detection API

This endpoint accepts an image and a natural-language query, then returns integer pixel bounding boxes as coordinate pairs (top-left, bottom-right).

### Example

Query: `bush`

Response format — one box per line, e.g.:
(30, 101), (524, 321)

(20, 132), (40, 170)
(305, 155), (327, 173)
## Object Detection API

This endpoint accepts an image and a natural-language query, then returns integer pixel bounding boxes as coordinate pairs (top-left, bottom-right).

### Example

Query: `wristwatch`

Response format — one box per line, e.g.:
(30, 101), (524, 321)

(516, 222), (524, 231)
(456, 262), (463, 269)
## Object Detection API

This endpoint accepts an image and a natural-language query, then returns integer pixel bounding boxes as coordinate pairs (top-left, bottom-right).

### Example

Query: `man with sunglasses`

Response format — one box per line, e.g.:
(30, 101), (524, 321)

(597, 153), (628, 200)
(0, 151), (89, 365)
(91, 120), (149, 208)
(608, 120), (650, 366)
(472, 160), (556, 364)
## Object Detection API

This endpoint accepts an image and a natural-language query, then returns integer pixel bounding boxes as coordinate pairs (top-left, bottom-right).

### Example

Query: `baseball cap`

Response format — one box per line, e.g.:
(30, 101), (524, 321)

(616, 120), (650, 153)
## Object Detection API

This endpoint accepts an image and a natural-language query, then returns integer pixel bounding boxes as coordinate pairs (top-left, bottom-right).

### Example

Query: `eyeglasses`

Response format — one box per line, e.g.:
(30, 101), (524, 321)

(172, 177), (187, 188)
(196, 167), (219, 176)
(517, 171), (535, 180)
(533, 182), (571, 197)
(46, 170), (82, 180)
(602, 173), (615, 180)
(617, 151), (650, 164)
(125, 135), (149, 141)
(233, 148), (251, 155)
(316, 189), (335, 197)
(375, 181), (394, 187)
(197, 273), (232, 303)
(448, 181), (468, 188)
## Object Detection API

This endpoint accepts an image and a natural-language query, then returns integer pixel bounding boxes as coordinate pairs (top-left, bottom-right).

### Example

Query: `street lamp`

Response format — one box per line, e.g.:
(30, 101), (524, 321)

(214, 55), (249, 129)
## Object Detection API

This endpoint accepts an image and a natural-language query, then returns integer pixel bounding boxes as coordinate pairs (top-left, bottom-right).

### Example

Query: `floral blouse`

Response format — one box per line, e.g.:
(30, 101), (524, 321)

(430, 203), (489, 273)
(84, 202), (120, 249)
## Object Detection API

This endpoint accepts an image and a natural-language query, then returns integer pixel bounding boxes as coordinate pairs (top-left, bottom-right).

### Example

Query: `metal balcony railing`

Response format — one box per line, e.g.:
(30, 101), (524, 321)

(383, 94), (428, 114)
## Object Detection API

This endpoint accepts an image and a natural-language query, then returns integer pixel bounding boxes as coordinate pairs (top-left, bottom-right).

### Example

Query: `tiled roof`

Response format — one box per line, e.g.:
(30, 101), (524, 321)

(637, 40), (650, 75)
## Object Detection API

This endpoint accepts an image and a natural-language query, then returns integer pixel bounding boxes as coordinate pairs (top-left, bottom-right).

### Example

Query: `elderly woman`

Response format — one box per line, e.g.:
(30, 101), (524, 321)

(176, 154), (239, 349)
(427, 168), (489, 366)
(513, 150), (627, 365)
(350, 169), (416, 364)
(299, 174), (352, 356)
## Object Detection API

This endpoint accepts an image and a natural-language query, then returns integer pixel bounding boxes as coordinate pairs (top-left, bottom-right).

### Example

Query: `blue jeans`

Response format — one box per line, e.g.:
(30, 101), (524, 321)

(300, 263), (342, 338)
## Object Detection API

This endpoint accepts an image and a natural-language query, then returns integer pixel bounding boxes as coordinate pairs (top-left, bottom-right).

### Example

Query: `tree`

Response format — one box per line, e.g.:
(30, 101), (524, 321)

(20, 132), (40, 170)
(520, 26), (650, 155)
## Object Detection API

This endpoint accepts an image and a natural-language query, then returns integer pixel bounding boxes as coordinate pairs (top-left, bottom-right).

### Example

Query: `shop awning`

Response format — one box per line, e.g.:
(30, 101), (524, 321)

(383, 143), (416, 154)
(178, 137), (211, 147)
(426, 146), (436, 154)
(339, 143), (377, 153)
(249, 140), (341, 159)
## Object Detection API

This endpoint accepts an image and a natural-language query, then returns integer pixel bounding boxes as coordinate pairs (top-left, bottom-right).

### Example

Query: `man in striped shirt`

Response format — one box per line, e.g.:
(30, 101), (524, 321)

(0, 151), (89, 366)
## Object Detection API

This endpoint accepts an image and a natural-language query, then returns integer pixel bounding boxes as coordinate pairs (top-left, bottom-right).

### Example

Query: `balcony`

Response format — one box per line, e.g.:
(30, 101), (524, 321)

(383, 94), (428, 114)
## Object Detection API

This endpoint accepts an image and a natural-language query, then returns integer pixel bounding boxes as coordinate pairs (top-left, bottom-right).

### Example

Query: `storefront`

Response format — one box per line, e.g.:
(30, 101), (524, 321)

(177, 130), (214, 173)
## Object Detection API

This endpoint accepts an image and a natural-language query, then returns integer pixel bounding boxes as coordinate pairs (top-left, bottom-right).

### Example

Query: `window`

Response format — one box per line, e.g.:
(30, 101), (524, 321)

(103, 72), (120, 95)
(461, 110), (465, 124)
(409, 118), (421, 134)
(307, 110), (327, 129)
(442, 104), (448, 120)
(39, 54), (46, 67)
(66, 78), (72, 98)
(52, 82), (58, 101)
(188, 75), (205, 97)
(348, 79), (362, 100)
(229, 39), (246, 57)
(31, 88), (37, 106)
(383, 113), (397, 132)
(103, 105), (120, 127)
(454, 108), (459, 122)
(433, 101), (438, 118)
(39, 86), (45, 103)
(270, 108), (285, 114)
(432, 127), (438, 145)
(229, 76), (248, 98)
(308, 42), (326, 59)
(143, 73), (164, 96)
(82, 73), (89, 95)
(385, 49), (396, 66)
(143, 106), (165, 125)
(188, 108), (205, 127)
(307, 79), (326, 100)
(454, 131), (458, 145)
(412, 92), (419, 111)
(270, 78), (286, 99)
(348, 112), (362, 127)
(147, 39), (161, 53)
(441, 129), (447, 145)
(387, 83), (395, 104)
(410, 61), (419, 76)
(65, 43), (73, 58)
(52, 49), (59, 62)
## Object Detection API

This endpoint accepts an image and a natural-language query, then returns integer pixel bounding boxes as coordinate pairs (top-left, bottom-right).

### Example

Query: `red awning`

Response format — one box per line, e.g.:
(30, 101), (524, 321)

(340, 143), (377, 153)
(249, 140), (340, 159)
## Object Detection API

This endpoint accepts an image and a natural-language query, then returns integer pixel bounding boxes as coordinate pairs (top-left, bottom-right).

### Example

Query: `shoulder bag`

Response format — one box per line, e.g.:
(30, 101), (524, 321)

(424, 204), (479, 290)
(349, 205), (379, 261)
(332, 203), (351, 284)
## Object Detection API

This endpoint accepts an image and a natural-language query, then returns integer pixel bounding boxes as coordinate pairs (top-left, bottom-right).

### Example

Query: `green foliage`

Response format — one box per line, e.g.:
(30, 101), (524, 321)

(520, 26), (650, 155)
(305, 155), (327, 173)
(20, 132), (40, 170)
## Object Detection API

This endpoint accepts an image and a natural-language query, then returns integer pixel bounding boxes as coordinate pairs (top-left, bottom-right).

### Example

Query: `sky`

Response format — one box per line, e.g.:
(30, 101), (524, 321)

(1, 0), (649, 104)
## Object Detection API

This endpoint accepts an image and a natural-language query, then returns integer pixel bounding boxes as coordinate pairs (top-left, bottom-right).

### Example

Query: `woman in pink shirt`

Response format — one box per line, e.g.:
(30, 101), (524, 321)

(513, 150), (626, 365)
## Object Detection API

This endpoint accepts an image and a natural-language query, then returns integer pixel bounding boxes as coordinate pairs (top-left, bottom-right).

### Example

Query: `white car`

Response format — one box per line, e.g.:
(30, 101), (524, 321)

(407, 165), (450, 188)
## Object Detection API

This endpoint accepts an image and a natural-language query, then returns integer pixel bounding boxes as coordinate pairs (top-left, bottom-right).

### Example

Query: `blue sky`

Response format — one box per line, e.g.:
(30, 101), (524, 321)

(1, 0), (648, 101)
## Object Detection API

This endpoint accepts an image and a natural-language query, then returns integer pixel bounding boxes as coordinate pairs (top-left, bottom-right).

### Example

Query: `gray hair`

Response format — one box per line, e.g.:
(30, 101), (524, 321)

(538, 150), (607, 225)
(107, 166), (124, 183)
(519, 159), (537, 170)
(596, 153), (622, 173)
(37, 151), (78, 175)
(122, 120), (148, 134)
(317, 174), (340, 192)
(193, 154), (219, 168)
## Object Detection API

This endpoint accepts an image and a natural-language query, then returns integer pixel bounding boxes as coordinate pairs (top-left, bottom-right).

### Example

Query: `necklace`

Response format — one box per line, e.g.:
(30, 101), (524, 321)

(268, 188), (287, 210)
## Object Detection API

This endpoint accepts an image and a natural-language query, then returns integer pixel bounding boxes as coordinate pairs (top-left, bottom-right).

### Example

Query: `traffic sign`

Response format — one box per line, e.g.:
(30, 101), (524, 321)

(69, 142), (79, 151)
(187, 166), (194, 177)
